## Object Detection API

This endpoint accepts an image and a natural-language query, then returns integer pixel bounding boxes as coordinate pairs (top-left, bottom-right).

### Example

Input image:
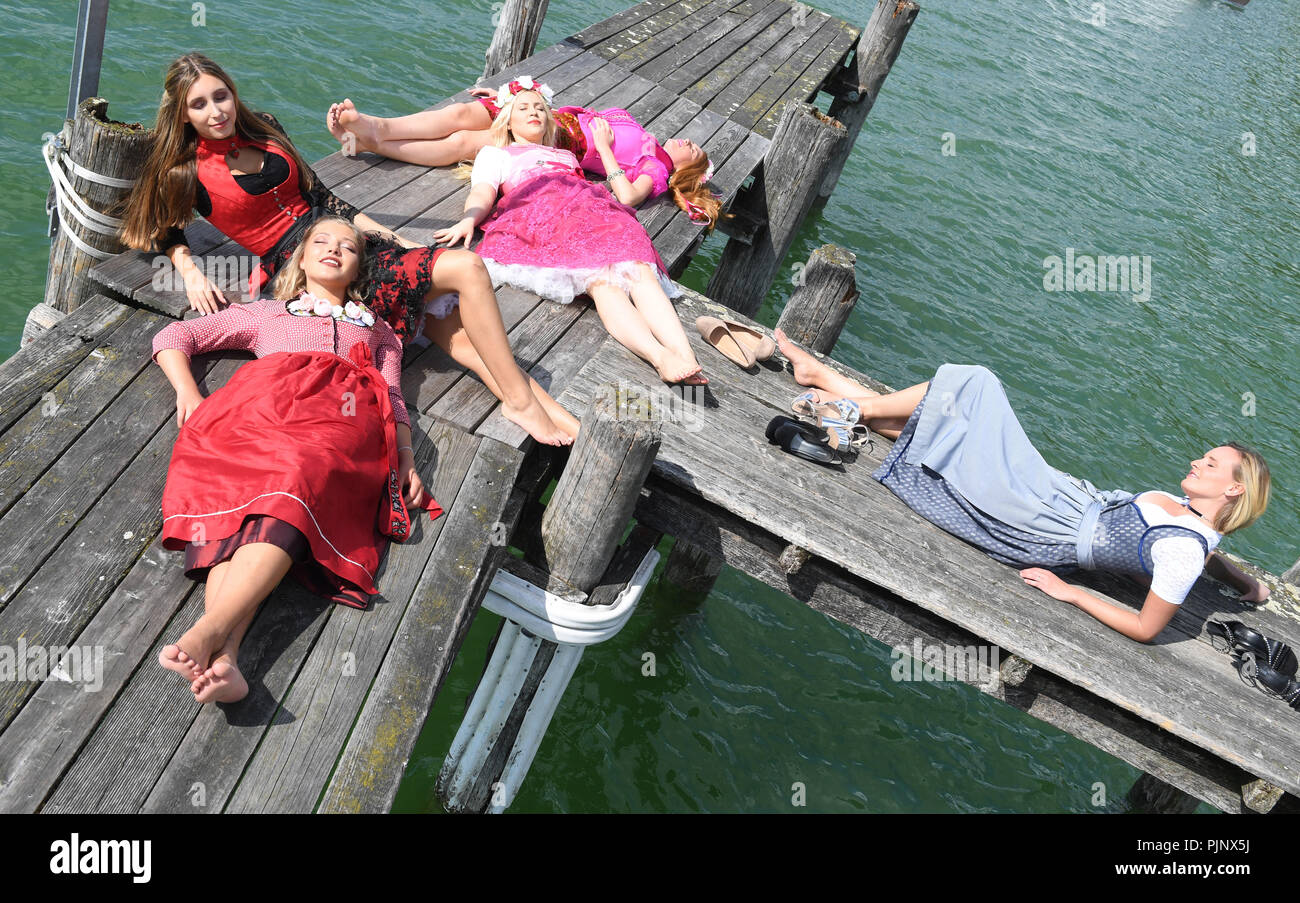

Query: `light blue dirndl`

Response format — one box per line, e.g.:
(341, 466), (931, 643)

(871, 364), (1135, 571)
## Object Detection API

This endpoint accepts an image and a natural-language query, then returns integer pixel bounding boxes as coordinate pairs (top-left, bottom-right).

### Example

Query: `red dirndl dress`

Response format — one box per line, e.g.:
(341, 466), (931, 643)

(159, 341), (441, 608)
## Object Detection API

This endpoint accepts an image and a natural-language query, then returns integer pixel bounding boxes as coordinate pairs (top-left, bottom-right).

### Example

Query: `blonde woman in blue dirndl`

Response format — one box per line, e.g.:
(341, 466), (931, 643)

(774, 330), (1272, 644)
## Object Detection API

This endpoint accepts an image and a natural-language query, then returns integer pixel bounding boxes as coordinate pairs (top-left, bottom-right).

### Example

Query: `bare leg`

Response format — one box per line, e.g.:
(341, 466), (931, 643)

(589, 282), (702, 384)
(626, 266), (705, 385)
(160, 542), (291, 700)
(424, 312), (580, 440)
(373, 128), (495, 167)
(775, 327), (877, 400)
(327, 99), (492, 159)
(425, 251), (572, 445)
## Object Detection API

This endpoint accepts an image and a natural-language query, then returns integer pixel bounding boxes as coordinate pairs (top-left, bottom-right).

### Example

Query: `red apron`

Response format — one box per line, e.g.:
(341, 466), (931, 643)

(160, 343), (441, 607)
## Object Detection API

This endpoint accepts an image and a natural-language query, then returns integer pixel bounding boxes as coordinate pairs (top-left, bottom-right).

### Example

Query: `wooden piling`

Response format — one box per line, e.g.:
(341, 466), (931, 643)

(44, 98), (149, 314)
(1283, 557), (1299, 586)
(820, 0), (920, 198)
(21, 304), (67, 347)
(705, 103), (848, 319)
(482, 0), (552, 80)
(774, 244), (860, 354)
(447, 385), (662, 812)
(1127, 773), (1200, 814)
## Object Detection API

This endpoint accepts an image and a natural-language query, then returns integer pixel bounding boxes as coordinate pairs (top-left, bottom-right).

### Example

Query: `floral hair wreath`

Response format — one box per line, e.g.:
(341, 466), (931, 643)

(495, 76), (555, 110)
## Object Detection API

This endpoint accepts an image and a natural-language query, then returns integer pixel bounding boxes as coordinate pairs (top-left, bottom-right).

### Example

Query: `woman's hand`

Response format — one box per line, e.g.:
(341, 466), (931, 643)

(1019, 568), (1076, 602)
(399, 450), (426, 508)
(469, 86), (495, 99)
(176, 387), (204, 428)
(590, 116), (614, 151)
(182, 267), (227, 315)
(433, 216), (476, 248)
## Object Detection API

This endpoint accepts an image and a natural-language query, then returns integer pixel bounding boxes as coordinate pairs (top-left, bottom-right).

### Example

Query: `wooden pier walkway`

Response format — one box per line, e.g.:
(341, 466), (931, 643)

(9, 0), (1295, 815)
(0, 0), (866, 812)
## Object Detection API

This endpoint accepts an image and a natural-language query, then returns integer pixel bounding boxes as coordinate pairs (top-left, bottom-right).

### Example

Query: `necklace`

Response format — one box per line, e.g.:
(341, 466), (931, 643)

(286, 291), (375, 327)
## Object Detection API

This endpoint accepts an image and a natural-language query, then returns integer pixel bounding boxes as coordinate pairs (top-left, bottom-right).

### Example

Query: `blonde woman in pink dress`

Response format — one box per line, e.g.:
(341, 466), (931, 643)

(433, 84), (707, 386)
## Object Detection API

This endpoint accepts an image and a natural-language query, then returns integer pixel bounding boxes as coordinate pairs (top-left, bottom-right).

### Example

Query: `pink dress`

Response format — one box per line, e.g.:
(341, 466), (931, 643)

(553, 106), (674, 201)
(470, 143), (682, 304)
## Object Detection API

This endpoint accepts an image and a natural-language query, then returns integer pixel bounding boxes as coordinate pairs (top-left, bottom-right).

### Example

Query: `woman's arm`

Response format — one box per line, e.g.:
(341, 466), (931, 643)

(1019, 569), (1180, 643)
(155, 348), (206, 427)
(166, 240), (228, 315)
(1204, 551), (1270, 603)
(589, 117), (654, 206)
(432, 182), (497, 247)
(152, 306), (258, 426)
(353, 211), (422, 249)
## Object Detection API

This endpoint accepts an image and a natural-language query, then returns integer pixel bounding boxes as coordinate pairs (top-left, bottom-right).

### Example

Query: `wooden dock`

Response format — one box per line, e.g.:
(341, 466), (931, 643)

(7, 0), (1297, 815)
(0, 0), (868, 812)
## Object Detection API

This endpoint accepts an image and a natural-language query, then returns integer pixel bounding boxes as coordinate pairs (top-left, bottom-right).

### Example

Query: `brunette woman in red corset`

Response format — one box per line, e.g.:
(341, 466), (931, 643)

(153, 217), (439, 704)
(121, 53), (576, 445)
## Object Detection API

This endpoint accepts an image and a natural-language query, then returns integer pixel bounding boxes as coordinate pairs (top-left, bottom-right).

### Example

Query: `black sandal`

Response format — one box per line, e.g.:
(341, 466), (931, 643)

(1245, 662), (1300, 711)
(766, 415), (843, 466)
(1206, 620), (1297, 677)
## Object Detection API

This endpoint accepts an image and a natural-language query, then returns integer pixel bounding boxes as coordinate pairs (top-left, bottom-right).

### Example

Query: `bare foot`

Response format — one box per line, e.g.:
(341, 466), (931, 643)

(535, 389), (580, 442)
(774, 327), (827, 388)
(158, 617), (223, 687)
(502, 396), (573, 446)
(327, 99), (380, 153)
(655, 348), (707, 385)
(192, 654), (249, 704)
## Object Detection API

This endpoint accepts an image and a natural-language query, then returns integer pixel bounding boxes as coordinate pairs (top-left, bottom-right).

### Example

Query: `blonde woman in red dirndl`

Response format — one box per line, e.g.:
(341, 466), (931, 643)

(153, 217), (440, 704)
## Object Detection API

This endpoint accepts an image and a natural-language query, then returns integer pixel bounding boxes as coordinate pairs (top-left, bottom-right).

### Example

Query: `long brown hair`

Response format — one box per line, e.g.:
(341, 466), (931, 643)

(270, 216), (369, 304)
(119, 52), (315, 251)
(668, 153), (725, 231)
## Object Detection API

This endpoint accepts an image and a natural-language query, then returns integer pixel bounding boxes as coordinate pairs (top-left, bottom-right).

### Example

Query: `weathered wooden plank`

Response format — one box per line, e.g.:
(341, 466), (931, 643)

(730, 16), (843, 130)
(571, 0), (685, 48)
(753, 22), (860, 138)
(675, 1), (794, 104)
(551, 57), (636, 111)
(633, 479), (1258, 814)
(0, 315), (212, 610)
(0, 541), (199, 813)
(589, 0), (709, 60)
(0, 308), (164, 517)
(556, 290), (1300, 797)
(223, 418), (482, 813)
(0, 355), (244, 730)
(607, 0), (752, 71)
(634, 0), (778, 83)
(318, 434), (524, 813)
(0, 296), (133, 435)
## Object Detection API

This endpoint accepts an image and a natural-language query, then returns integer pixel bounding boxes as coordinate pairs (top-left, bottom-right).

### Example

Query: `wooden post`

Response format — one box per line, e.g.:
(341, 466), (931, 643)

(21, 304), (68, 346)
(775, 244), (860, 354)
(820, 0), (920, 198)
(1283, 557), (1299, 586)
(537, 384), (662, 594)
(448, 385), (661, 812)
(44, 98), (149, 314)
(705, 103), (848, 319)
(482, 0), (552, 80)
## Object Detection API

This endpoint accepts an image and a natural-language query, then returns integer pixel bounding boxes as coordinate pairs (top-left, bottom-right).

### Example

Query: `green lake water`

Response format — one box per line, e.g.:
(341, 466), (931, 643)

(1, 0), (1295, 813)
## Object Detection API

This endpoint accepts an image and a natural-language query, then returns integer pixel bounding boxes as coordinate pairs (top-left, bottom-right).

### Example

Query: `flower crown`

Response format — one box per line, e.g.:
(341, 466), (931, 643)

(495, 76), (554, 109)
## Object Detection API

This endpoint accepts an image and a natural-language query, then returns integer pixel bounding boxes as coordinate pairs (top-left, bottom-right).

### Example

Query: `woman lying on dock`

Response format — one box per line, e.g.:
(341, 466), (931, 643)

(326, 80), (722, 225)
(775, 330), (1272, 643)
(433, 82), (708, 385)
(153, 217), (437, 703)
(120, 53), (576, 445)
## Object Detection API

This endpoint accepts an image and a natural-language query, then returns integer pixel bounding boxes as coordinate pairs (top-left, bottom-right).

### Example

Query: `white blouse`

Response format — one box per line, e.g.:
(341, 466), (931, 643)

(1134, 491), (1221, 605)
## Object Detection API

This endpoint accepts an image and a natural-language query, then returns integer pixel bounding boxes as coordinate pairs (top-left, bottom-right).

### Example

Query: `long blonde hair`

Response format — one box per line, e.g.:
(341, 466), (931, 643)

(119, 52), (316, 251)
(1215, 442), (1270, 534)
(270, 217), (369, 304)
